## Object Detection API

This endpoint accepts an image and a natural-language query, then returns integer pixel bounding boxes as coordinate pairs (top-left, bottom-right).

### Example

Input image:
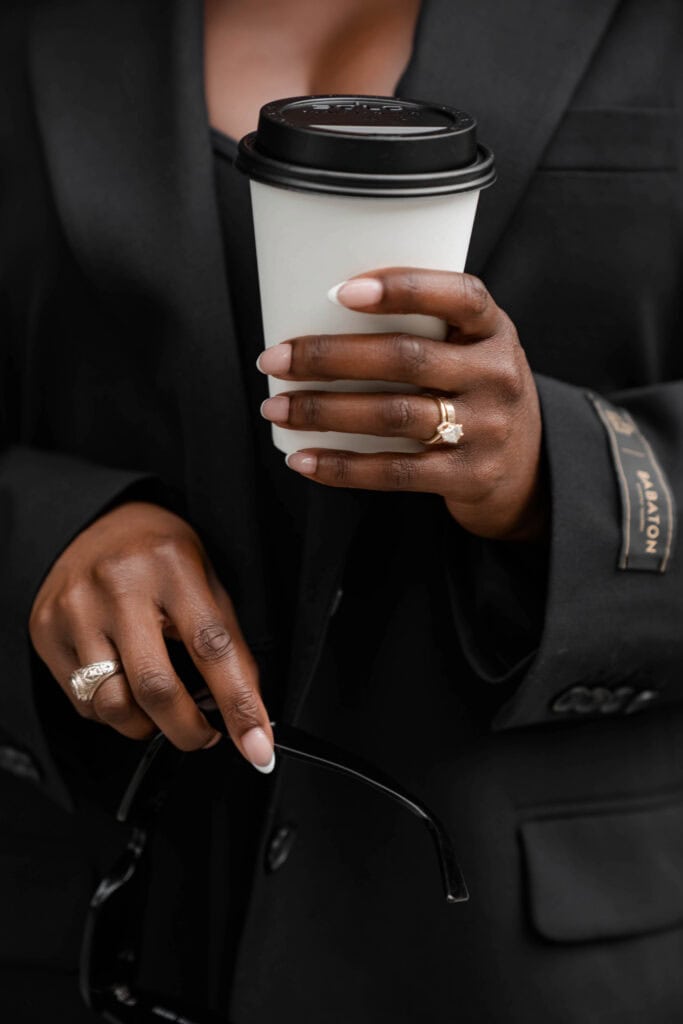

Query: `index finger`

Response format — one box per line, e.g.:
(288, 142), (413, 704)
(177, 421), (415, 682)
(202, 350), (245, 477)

(167, 583), (275, 774)
(329, 268), (502, 339)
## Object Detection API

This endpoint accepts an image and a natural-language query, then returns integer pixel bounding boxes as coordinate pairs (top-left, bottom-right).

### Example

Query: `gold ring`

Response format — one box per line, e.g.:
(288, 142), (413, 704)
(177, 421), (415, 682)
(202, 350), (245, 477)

(422, 395), (464, 446)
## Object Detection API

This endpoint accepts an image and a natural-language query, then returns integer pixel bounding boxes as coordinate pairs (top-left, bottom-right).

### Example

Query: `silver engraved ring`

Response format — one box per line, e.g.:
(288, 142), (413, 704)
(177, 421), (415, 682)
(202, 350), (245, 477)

(422, 395), (464, 446)
(69, 659), (123, 703)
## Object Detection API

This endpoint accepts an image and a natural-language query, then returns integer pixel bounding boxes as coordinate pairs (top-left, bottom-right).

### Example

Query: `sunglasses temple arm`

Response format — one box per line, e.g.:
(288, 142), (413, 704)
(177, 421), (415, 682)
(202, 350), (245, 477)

(115, 717), (468, 902)
(272, 723), (469, 903)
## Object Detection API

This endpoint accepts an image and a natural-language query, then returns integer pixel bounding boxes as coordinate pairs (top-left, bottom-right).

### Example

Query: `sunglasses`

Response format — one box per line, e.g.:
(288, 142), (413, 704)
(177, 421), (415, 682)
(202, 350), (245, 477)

(80, 700), (468, 1023)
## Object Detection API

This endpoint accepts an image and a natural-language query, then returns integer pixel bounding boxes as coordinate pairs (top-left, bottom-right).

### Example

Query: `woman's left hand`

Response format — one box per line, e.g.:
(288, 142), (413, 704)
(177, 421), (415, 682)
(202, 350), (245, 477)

(257, 267), (547, 544)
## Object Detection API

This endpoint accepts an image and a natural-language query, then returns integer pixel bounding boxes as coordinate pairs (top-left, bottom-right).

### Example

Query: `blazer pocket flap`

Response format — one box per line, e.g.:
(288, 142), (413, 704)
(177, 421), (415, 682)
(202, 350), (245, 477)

(520, 800), (683, 942)
(540, 109), (676, 171)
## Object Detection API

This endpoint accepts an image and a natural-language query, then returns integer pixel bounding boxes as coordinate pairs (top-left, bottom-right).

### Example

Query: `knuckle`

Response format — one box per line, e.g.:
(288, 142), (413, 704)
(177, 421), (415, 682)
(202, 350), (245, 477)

(383, 395), (415, 432)
(192, 622), (236, 663)
(93, 686), (134, 725)
(148, 535), (189, 570)
(225, 687), (261, 728)
(485, 411), (513, 447)
(90, 553), (124, 583)
(91, 553), (140, 594)
(494, 343), (526, 402)
(301, 334), (335, 376)
(292, 391), (322, 427)
(54, 582), (91, 618)
(29, 601), (55, 638)
(459, 274), (489, 316)
(133, 665), (178, 707)
(497, 365), (524, 404)
(397, 269), (422, 301)
(390, 333), (426, 375)
(327, 453), (350, 484)
(384, 456), (417, 490)
(471, 456), (505, 496)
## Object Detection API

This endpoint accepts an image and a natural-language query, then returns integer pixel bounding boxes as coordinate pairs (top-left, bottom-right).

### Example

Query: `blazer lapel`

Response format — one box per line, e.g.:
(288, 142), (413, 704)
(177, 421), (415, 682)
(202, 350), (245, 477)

(29, 0), (259, 559)
(398, 0), (621, 275)
(29, 0), (365, 684)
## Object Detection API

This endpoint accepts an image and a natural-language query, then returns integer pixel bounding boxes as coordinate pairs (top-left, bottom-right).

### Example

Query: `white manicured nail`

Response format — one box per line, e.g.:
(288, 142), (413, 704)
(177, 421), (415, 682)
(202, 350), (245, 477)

(253, 752), (276, 775)
(242, 726), (276, 774)
(327, 281), (348, 305)
(328, 277), (384, 308)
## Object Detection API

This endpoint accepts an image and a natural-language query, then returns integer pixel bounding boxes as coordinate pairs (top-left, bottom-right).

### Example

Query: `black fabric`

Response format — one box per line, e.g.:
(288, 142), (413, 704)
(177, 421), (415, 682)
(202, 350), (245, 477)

(520, 796), (683, 943)
(0, 770), (95, 969)
(0, 966), (102, 1024)
(0, 0), (682, 1022)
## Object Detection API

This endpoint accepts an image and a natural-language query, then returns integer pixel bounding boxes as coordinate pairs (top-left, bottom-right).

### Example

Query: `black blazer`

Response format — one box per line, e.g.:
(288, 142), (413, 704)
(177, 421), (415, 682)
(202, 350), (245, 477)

(1, 1), (682, 1021)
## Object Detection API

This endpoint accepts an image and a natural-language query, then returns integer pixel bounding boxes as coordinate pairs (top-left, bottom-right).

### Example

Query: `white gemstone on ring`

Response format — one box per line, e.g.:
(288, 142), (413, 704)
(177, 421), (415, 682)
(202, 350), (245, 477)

(438, 422), (464, 444)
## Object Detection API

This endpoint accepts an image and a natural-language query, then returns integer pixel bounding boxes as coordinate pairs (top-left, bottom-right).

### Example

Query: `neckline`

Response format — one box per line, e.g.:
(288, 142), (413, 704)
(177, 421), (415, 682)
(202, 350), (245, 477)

(208, 0), (427, 155)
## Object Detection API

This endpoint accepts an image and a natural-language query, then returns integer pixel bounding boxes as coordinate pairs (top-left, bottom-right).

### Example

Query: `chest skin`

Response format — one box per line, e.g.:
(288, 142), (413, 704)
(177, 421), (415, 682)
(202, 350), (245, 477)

(203, 0), (422, 140)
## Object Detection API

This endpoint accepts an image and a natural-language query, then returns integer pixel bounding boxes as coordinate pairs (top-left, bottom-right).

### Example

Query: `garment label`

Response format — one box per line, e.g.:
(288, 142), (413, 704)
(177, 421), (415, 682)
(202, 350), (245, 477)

(587, 392), (675, 573)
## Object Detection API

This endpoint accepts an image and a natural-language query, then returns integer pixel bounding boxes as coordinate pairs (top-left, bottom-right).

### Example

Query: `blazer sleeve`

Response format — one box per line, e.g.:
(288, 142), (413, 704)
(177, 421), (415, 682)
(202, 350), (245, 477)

(0, 443), (174, 807)
(444, 374), (683, 731)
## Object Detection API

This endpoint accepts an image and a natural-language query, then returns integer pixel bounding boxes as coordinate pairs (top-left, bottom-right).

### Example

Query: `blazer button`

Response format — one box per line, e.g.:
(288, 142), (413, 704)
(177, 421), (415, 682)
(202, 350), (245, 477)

(599, 686), (635, 714)
(551, 684), (642, 716)
(624, 689), (659, 714)
(265, 822), (297, 873)
(551, 685), (594, 714)
(591, 686), (614, 713)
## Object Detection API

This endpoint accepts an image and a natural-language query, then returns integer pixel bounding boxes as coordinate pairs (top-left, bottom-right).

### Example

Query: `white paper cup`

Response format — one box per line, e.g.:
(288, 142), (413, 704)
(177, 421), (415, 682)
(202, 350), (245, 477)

(237, 96), (496, 455)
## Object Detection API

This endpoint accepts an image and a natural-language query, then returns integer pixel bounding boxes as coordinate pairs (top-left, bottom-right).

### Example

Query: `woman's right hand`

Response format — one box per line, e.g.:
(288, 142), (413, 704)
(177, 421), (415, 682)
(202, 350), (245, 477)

(28, 501), (275, 772)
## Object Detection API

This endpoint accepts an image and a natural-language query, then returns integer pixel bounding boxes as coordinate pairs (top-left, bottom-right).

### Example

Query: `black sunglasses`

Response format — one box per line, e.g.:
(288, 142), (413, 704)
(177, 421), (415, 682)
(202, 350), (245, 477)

(80, 704), (468, 1023)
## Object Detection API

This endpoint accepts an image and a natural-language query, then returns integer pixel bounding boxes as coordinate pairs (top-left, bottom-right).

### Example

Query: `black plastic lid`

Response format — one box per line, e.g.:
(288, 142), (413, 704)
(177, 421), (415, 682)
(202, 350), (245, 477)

(236, 95), (496, 197)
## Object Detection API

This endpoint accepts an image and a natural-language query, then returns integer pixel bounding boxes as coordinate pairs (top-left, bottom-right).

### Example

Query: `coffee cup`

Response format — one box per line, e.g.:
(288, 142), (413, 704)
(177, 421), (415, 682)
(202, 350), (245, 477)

(236, 95), (495, 455)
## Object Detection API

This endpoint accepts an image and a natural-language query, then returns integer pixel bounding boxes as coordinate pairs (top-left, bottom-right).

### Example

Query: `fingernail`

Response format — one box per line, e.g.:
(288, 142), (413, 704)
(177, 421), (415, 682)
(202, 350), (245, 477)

(260, 395), (290, 422)
(242, 726), (276, 774)
(328, 278), (383, 308)
(285, 452), (318, 475)
(256, 343), (292, 375)
(202, 732), (222, 750)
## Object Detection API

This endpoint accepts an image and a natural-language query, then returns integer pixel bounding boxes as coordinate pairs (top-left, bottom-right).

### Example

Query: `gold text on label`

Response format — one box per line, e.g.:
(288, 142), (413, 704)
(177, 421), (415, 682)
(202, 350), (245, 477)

(605, 410), (636, 437)
(637, 469), (660, 555)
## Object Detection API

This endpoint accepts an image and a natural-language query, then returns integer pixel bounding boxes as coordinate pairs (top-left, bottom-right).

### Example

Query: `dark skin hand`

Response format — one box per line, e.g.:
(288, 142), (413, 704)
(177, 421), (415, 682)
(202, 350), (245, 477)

(28, 270), (545, 765)
(260, 267), (549, 544)
(29, 502), (276, 770)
